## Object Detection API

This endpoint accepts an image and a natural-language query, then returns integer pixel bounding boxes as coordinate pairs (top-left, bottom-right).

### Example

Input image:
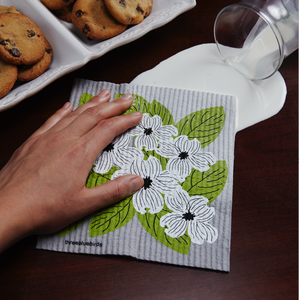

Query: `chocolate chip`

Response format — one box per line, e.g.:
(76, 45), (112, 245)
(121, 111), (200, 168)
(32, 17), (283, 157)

(0, 40), (7, 45)
(119, 0), (126, 6)
(136, 5), (144, 14)
(63, 0), (70, 2)
(45, 48), (52, 54)
(0, 25), (4, 27)
(76, 10), (83, 18)
(27, 30), (35, 37)
(83, 24), (90, 34)
(10, 48), (20, 57)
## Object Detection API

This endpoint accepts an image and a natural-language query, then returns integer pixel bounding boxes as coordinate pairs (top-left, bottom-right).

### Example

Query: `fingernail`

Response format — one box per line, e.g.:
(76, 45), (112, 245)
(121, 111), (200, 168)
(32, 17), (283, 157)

(131, 176), (144, 193)
(62, 102), (71, 109)
(95, 89), (110, 98)
(131, 112), (142, 116)
(121, 93), (133, 101)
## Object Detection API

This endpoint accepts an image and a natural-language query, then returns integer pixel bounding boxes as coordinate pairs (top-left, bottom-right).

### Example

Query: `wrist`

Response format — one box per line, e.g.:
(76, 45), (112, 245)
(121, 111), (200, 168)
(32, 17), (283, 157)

(0, 192), (33, 253)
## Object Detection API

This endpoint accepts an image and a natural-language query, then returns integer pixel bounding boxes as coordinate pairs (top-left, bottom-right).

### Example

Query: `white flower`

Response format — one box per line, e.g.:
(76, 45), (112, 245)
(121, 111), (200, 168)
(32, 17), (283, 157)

(156, 135), (216, 182)
(129, 113), (178, 151)
(160, 190), (218, 245)
(111, 155), (181, 214)
(93, 134), (142, 174)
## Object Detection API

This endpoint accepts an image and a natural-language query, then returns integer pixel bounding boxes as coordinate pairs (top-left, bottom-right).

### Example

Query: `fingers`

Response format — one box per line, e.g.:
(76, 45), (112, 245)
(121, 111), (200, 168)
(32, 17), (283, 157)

(65, 93), (137, 138)
(30, 102), (73, 138)
(69, 89), (112, 120)
(30, 89), (112, 138)
(50, 89), (112, 133)
(84, 111), (142, 160)
(78, 175), (144, 214)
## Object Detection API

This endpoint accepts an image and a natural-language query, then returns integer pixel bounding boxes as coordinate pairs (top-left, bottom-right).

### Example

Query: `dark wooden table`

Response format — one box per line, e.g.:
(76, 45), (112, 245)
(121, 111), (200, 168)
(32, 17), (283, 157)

(0, 1), (297, 299)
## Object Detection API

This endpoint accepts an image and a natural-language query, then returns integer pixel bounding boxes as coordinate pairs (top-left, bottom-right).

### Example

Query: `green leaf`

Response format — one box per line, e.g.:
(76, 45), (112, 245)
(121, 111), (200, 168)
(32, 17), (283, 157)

(145, 99), (175, 125)
(86, 166), (136, 236)
(137, 204), (191, 255)
(89, 195), (135, 236)
(181, 161), (228, 205)
(58, 218), (85, 238)
(175, 107), (225, 148)
(79, 92), (94, 106)
(85, 166), (119, 188)
(116, 94), (151, 115)
(116, 94), (175, 126)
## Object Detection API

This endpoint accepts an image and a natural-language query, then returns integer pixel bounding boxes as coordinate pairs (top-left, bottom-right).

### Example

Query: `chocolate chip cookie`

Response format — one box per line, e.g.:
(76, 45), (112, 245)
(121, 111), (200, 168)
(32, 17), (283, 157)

(104, 0), (152, 25)
(0, 5), (20, 14)
(71, 0), (127, 40)
(0, 13), (46, 65)
(52, 4), (74, 23)
(41, 0), (76, 11)
(18, 39), (53, 82)
(0, 57), (17, 99)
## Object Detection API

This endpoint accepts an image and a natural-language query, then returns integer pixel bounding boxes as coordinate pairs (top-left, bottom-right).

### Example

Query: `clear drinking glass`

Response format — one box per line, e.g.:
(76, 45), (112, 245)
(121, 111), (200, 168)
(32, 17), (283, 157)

(214, 0), (298, 80)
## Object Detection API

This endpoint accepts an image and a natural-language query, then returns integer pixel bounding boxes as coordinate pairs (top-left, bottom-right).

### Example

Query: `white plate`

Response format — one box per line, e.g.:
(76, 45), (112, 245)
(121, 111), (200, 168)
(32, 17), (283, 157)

(0, 0), (196, 111)
(131, 43), (287, 132)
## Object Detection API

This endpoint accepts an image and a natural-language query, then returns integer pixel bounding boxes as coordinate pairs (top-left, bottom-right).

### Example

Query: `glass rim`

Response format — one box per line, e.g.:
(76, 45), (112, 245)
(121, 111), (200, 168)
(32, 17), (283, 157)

(213, 3), (285, 80)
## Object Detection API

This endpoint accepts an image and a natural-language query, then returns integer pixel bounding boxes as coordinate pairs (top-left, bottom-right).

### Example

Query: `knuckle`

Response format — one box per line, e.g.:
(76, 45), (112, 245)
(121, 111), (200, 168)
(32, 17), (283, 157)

(70, 104), (95, 119)
(65, 111), (76, 120)
(99, 119), (115, 131)
(84, 105), (101, 116)
(12, 144), (26, 158)
(113, 179), (127, 200)
(48, 133), (66, 148)
(22, 135), (45, 153)
(67, 140), (86, 157)
(56, 107), (66, 117)
(70, 109), (82, 118)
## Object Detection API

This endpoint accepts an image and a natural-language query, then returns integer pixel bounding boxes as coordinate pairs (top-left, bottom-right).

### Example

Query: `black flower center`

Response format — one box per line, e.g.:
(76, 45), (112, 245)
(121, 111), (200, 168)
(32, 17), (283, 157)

(143, 176), (152, 190)
(103, 143), (114, 152)
(144, 128), (153, 135)
(182, 211), (195, 221)
(179, 151), (189, 160)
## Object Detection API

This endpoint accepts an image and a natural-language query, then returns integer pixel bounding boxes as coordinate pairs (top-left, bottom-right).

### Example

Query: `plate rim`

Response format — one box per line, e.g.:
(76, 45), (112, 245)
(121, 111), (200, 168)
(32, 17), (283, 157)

(0, 0), (196, 112)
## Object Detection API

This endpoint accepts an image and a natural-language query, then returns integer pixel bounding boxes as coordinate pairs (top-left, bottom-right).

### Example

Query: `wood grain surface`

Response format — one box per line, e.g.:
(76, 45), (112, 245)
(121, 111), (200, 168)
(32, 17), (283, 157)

(0, 1), (297, 299)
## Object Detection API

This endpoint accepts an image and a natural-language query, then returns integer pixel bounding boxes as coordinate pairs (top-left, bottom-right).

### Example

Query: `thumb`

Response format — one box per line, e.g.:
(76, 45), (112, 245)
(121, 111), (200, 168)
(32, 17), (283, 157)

(79, 175), (144, 214)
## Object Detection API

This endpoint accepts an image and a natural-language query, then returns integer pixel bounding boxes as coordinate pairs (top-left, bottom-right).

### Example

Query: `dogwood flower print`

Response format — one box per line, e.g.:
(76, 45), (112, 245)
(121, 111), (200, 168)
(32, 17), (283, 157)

(111, 155), (181, 214)
(129, 113), (178, 150)
(160, 190), (218, 245)
(93, 134), (142, 174)
(156, 135), (216, 182)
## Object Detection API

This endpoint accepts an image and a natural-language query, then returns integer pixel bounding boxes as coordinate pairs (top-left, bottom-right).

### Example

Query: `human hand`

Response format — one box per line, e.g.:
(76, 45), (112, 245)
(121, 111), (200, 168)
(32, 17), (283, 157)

(0, 90), (143, 252)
